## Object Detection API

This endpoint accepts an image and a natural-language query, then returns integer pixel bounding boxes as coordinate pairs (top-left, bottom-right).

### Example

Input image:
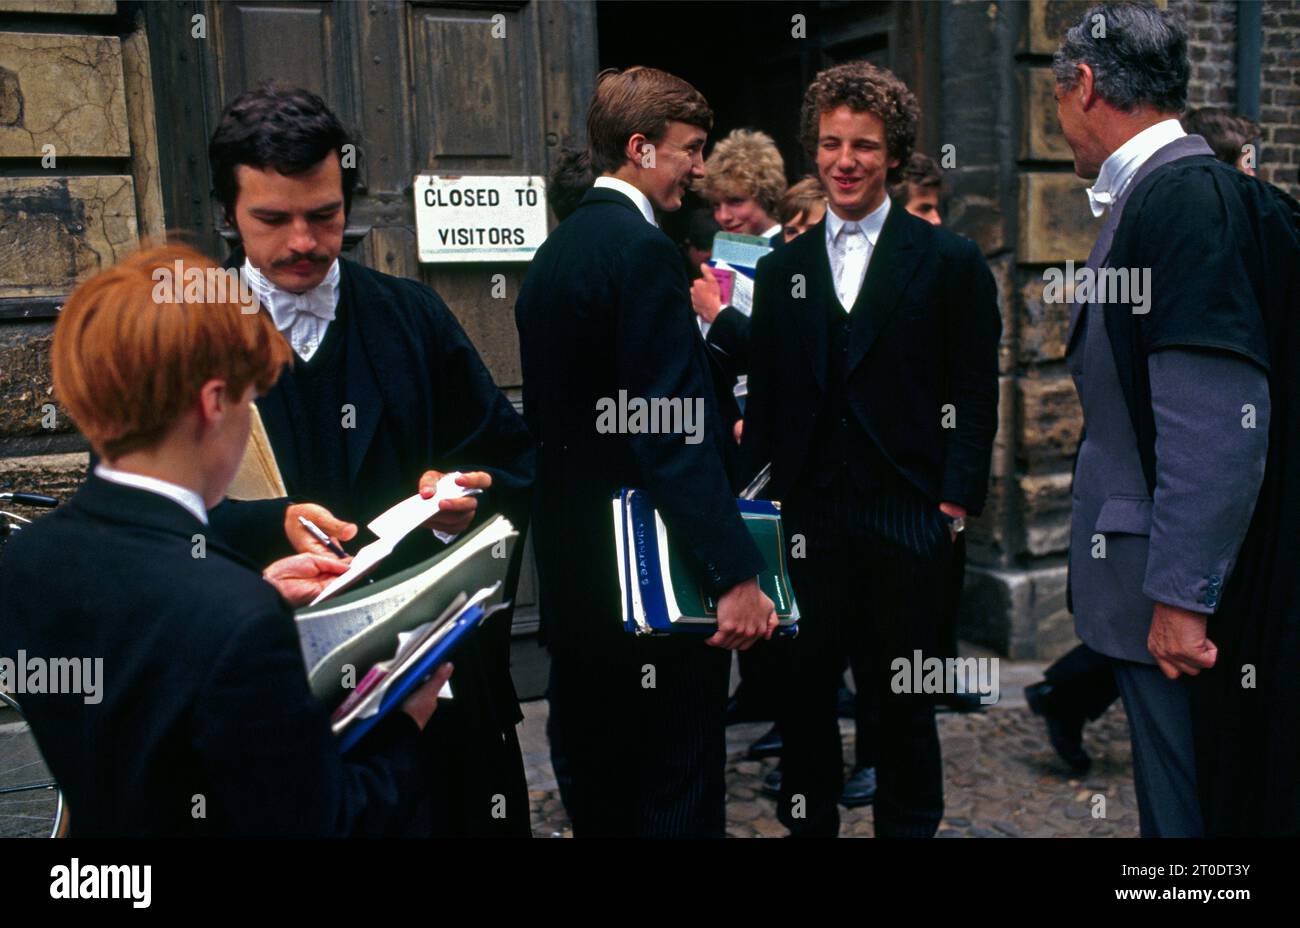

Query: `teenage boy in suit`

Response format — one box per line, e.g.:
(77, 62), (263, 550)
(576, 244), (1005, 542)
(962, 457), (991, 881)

(743, 61), (1001, 837)
(0, 244), (450, 837)
(515, 66), (777, 837)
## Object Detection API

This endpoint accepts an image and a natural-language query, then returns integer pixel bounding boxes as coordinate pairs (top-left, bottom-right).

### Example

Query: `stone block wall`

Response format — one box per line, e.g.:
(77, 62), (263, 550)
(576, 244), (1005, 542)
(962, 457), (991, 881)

(0, 1), (164, 509)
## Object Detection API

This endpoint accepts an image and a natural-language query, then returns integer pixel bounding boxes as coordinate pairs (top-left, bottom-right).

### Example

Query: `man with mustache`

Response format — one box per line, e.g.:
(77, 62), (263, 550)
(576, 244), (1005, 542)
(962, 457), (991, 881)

(742, 61), (1001, 837)
(206, 83), (536, 837)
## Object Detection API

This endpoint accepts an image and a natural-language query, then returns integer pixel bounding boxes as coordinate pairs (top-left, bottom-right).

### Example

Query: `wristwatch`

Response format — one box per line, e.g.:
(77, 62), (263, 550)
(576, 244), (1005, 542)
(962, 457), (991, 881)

(939, 512), (966, 534)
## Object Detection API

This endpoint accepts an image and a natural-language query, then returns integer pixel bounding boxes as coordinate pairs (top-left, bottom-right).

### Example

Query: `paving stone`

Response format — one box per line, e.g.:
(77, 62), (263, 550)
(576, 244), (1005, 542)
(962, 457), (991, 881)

(522, 686), (1139, 838)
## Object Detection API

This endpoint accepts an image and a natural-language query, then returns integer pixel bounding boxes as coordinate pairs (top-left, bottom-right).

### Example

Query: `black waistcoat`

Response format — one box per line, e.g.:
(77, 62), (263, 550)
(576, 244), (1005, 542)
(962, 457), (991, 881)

(277, 300), (351, 510)
(788, 292), (905, 539)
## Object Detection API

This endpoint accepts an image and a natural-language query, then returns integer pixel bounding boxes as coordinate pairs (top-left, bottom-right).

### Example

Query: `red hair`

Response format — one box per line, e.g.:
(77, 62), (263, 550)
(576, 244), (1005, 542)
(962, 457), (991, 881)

(51, 243), (291, 458)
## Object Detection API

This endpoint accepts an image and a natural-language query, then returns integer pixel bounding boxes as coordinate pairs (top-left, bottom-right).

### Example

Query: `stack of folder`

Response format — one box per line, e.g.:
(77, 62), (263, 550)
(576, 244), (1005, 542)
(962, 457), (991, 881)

(327, 586), (506, 753)
(612, 488), (799, 636)
(294, 515), (518, 749)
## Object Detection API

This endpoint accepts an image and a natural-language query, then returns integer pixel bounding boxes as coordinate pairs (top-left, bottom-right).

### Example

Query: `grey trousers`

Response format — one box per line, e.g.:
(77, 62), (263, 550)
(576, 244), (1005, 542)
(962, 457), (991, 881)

(1111, 658), (1204, 837)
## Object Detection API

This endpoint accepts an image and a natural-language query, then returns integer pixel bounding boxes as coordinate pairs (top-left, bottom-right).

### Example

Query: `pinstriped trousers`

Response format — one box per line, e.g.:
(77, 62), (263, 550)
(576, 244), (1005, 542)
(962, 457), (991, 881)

(547, 634), (731, 837)
(777, 486), (950, 837)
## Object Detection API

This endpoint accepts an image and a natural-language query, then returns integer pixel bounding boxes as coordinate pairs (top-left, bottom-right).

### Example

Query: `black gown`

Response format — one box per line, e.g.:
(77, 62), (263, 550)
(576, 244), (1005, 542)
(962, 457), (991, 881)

(1105, 158), (1300, 836)
(211, 252), (537, 837)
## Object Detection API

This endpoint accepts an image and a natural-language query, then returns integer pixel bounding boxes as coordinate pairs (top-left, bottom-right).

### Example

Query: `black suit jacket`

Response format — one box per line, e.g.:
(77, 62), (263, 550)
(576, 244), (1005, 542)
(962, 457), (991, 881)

(515, 186), (764, 652)
(0, 476), (426, 837)
(742, 202), (1001, 515)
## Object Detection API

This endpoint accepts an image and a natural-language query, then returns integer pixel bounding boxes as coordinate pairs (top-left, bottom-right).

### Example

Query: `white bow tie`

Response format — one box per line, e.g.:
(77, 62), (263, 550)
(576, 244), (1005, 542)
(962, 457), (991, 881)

(274, 283), (336, 323)
(244, 259), (339, 327)
(1086, 186), (1114, 218)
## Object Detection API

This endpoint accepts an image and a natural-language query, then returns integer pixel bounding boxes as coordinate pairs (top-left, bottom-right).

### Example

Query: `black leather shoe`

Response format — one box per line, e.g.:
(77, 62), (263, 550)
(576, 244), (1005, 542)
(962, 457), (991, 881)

(761, 766), (782, 798)
(1025, 681), (1091, 773)
(840, 765), (877, 807)
(747, 724), (784, 758)
(937, 691), (987, 713)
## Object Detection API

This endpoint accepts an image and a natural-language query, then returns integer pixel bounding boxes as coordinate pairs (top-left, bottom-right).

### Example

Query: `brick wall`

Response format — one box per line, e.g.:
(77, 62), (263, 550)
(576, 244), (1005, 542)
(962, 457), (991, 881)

(1171, 0), (1237, 107)
(1172, 0), (1300, 198)
(1258, 0), (1300, 197)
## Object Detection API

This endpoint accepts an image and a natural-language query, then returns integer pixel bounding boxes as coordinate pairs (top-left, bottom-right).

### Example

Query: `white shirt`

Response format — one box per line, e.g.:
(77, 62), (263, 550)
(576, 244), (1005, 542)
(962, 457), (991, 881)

(94, 462), (208, 525)
(243, 258), (341, 361)
(592, 176), (658, 227)
(1086, 118), (1187, 217)
(825, 195), (890, 311)
(762, 222), (782, 241)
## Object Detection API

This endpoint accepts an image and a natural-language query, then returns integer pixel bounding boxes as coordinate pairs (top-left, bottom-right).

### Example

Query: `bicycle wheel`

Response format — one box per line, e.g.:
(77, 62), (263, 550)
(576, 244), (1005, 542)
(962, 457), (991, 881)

(0, 691), (64, 837)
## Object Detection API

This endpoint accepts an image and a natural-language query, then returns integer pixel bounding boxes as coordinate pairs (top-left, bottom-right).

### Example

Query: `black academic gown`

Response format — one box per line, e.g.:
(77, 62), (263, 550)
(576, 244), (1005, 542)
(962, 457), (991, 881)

(211, 252), (537, 837)
(1105, 156), (1300, 836)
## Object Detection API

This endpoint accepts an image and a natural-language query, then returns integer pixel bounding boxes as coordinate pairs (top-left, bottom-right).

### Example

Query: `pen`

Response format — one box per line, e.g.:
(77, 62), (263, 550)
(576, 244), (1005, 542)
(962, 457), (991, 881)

(297, 516), (348, 558)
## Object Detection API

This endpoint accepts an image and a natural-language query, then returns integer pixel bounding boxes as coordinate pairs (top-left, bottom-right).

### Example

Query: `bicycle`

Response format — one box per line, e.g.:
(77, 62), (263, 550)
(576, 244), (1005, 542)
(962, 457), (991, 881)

(0, 490), (69, 838)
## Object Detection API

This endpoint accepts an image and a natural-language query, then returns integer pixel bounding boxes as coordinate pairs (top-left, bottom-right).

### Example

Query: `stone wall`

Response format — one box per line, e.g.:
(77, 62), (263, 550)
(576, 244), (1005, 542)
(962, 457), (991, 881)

(0, 1), (164, 508)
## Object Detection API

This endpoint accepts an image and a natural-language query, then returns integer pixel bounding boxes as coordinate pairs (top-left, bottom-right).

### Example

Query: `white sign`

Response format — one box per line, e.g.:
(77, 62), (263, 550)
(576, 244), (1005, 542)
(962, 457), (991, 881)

(415, 174), (548, 263)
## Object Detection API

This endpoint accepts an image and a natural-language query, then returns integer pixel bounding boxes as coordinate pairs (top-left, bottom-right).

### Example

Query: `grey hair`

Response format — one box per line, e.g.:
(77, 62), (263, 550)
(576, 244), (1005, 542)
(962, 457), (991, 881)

(1052, 2), (1189, 113)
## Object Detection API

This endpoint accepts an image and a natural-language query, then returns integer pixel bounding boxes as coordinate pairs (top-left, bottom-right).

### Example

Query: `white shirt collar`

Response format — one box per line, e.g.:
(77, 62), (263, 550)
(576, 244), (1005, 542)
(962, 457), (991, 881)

(242, 258), (340, 360)
(825, 194), (890, 247)
(94, 463), (209, 525)
(762, 222), (783, 240)
(592, 176), (658, 227)
(1087, 118), (1187, 217)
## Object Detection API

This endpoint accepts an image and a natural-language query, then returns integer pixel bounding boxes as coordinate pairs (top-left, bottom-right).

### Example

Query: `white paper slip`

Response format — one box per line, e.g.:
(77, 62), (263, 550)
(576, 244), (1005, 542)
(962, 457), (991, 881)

(367, 473), (482, 538)
(308, 473), (484, 606)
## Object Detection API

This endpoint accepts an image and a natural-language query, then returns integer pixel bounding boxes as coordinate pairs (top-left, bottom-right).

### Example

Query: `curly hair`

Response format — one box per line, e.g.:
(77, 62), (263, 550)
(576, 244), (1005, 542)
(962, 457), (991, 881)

(799, 61), (919, 185)
(697, 129), (787, 216)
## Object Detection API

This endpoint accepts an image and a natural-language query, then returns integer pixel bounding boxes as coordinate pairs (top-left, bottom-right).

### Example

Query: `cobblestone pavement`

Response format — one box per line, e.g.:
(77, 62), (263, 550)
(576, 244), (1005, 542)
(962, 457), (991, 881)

(524, 659), (1141, 838)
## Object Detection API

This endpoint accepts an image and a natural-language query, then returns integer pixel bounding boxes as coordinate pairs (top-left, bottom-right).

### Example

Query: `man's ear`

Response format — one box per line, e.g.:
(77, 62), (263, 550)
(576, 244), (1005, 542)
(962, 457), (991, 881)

(623, 132), (650, 169)
(1076, 63), (1099, 110)
(196, 379), (228, 433)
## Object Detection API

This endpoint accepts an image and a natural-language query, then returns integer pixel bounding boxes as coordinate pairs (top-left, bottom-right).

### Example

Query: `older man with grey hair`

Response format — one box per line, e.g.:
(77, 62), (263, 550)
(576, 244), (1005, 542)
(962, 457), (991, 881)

(1052, 2), (1299, 837)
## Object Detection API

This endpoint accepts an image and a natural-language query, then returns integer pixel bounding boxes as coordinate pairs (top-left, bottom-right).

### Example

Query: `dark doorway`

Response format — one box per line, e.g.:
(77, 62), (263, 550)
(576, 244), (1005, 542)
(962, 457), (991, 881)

(595, 1), (939, 243)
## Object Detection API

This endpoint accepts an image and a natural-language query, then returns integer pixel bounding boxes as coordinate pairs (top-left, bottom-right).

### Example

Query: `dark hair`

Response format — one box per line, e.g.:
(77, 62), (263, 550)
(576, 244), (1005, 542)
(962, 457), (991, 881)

(684, 207), (720, 250)
(208, 82), (357, 224)
(1052, 3), (1189, 114)
(888, 152), (944, 203)
(1181, 107), (1260, 166)
(799, 61), (918, 185)
(547, 146), (594, 222)
(587, 67), (713, 175)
